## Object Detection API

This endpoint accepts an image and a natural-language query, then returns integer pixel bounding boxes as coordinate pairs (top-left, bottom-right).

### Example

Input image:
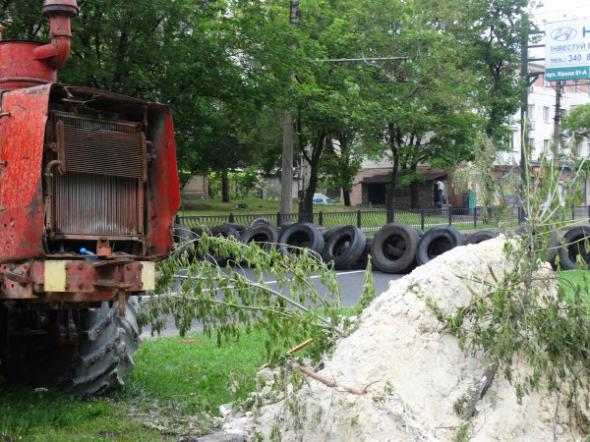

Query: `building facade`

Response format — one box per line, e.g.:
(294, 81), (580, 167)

(499, 69), (590, 164)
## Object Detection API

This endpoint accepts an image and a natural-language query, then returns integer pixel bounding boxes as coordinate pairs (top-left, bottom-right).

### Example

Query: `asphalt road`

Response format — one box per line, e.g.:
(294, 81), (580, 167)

(144, 270), (401, 337)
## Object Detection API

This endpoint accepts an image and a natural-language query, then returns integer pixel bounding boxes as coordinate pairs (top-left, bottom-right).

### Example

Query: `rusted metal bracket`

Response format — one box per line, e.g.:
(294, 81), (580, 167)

(5, 268), (32, 284)
(92, 258), (133, 269)
(93, 280), (132, 289)
(117, 291), (127, 317)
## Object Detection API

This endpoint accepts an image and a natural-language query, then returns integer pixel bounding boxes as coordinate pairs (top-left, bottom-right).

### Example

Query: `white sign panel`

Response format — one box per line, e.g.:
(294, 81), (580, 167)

(545, 19), (590, 81)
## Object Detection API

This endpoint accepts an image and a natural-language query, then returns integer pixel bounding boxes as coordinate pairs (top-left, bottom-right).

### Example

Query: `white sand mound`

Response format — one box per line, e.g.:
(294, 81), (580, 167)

(227, 237), (581, 441)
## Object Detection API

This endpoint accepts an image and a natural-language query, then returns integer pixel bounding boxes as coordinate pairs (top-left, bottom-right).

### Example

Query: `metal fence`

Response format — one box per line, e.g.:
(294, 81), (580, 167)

(178, 206), (590, 233)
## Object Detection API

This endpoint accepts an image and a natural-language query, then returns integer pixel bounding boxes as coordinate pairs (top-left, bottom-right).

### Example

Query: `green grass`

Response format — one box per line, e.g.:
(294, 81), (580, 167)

(181, 197), (285, 216)
(557, 270), (590, 303)
(125, 331), (267, 413)
(0, 331), (269, 442)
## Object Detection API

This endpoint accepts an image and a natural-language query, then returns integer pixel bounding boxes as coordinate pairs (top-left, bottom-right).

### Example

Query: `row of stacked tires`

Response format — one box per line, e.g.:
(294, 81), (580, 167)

(176, 220), (492, 274)
(175, 220), (590, 273)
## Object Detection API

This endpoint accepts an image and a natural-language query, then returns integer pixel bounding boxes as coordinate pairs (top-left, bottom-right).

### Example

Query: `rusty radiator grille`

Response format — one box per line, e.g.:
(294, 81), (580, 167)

(53, 112), (145, 180)
(53, 172), (140, 237)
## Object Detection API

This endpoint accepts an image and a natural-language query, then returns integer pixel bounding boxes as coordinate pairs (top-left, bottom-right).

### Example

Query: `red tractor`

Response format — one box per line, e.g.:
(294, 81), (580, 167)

(0, 0), (180, 393)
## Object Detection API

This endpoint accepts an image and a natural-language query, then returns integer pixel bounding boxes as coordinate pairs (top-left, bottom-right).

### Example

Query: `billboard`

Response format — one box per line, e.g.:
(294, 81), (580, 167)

(545, 19), (590, 81)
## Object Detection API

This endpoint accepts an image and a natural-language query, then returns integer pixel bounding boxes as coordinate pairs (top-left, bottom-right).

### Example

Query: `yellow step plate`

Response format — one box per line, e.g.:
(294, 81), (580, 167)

(44, 260), (68, 292)
(141, 261), (156, 291)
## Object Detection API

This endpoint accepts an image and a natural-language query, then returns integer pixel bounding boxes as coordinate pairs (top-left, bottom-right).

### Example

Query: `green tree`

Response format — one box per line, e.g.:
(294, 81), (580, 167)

(563, 103), (590, 147)
(355, 0), (482, 209)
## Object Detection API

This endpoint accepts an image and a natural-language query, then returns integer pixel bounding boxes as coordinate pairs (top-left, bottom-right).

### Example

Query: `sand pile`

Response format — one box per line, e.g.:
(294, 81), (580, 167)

(224, 237), (583, 441)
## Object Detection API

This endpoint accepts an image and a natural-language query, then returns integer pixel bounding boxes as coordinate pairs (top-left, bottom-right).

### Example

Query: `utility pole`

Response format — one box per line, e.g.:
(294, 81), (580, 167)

(280, 0), (300, 217)
(552, 81), (563, 157)
(519, 16), (530, 191)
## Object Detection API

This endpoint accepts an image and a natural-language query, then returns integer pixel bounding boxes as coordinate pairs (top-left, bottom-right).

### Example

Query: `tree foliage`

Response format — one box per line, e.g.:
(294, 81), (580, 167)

(142, 232), (363, 364)
(1, 0), (533, 208)
(563, 103), (590, 146)
(430, 151), (590, 429)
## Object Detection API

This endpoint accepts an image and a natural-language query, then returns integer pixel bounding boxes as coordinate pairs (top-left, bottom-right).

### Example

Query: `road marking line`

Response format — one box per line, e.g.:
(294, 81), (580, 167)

(262, 270), (366, 285)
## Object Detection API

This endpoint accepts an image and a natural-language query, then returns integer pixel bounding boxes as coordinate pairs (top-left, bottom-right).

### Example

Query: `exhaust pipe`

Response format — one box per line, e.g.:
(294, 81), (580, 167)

(33, 0), (79, 70)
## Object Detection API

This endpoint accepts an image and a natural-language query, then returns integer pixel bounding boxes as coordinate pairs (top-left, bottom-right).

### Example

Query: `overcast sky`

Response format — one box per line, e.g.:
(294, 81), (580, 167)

(534, 0), (590, 27)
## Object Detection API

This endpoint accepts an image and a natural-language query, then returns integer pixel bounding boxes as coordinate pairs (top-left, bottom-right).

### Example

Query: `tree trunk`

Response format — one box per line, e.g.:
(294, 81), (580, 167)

(386, 123), (400, 212)
(221, 170), (230, 203)
(300, 162), (319, 221)
(280, 113), (294, 215)
(299, 135), (326, 220)
(343, 190), (351, 207)
(386, 167), (398, 212)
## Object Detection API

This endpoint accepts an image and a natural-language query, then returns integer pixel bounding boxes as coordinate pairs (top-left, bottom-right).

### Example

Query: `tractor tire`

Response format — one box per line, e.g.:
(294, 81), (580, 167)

(70, 299), (140, 395)
(0, 299), (140, 395)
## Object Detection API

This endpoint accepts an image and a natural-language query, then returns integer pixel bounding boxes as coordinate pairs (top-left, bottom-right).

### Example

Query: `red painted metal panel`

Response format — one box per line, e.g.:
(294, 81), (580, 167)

(0, 42), (57, 90)
(0, 84), (51, 263)
(148, 110), (181, 257)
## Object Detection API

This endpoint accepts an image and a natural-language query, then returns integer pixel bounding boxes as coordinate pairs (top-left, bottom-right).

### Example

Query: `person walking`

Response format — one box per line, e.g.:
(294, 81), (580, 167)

(435, 179), (446, 207)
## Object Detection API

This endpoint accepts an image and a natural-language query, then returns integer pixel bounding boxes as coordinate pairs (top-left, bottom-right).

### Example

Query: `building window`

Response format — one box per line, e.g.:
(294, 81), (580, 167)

(528, 138), (535, 151)
(574, 80), (580, 93)
(544, 76), (551, 87)
(543, 106), (550, 123)
(544, 139), (550, 153)
(527, 104), (535, 120)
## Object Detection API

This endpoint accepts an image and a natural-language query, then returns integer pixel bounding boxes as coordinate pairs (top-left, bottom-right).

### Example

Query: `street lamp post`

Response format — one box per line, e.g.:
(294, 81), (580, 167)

(280, 1), (300, 218)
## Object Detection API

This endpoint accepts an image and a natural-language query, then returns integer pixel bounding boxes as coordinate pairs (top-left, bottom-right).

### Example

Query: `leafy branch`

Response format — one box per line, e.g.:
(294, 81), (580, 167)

(141, 233), (354, 365)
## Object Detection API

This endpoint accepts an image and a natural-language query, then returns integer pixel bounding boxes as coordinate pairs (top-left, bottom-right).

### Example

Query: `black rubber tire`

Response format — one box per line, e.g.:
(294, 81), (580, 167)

(465, 230), (499, 245)
(546, 231), (561, 269)
(322, 226), (366, 270)
(190, 226), (209, 238)
(209, 227), (240, 266)
(349, 238), (373, 270)
(0, 299), (140, 395)
(558, 225), (590, 270)
(506, 229), (561, 268)
(171, 224), (196, 260)
(365, 237), (374, 255)
(240, 224), (279, 248)
(250, 217), (272, 227)
(278, 222), (325, 257)
(416, 226), (464, 265)
(323, 225), (346, 241)
(70, 299), (140, 394)
(371, 224), (420, 274)
(173, 224), (191, 243)
(211, 223), (245, 236)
